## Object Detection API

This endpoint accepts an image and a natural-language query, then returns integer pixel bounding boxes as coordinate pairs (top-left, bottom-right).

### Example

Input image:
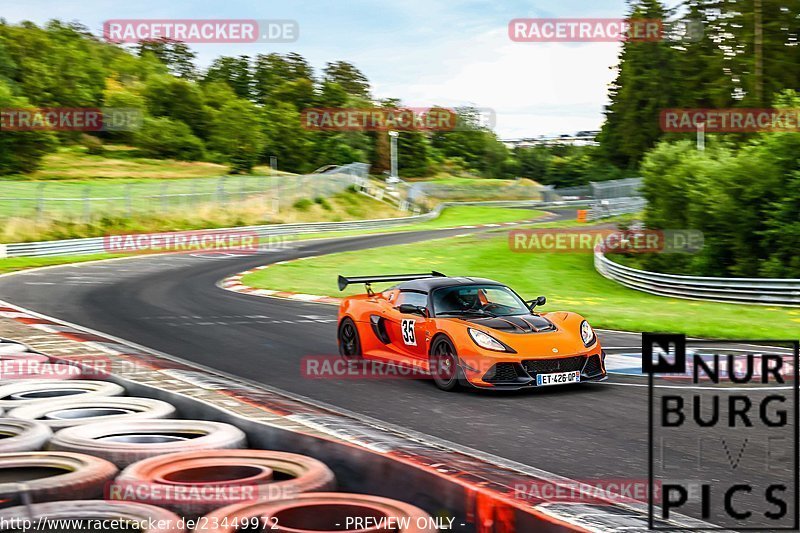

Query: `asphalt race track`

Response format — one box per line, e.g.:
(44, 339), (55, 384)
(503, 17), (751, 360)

(1, 211), (796, 526)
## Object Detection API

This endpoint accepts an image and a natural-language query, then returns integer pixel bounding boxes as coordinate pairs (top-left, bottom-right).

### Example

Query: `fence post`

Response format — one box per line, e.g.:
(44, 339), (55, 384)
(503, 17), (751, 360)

(125, 184), (132, 218)
(161, 183), (169, 211)
(83, 186), (91, 222)
(261, 175), (268, 216)
(36, 183), (45, 220)
(190, 180), (197, 210)
(217, 177), (227, 205)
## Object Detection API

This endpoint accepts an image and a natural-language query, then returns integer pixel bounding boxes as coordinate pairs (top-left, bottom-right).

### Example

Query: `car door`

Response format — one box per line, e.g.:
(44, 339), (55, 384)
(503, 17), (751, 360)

(385, 290), (430, 362)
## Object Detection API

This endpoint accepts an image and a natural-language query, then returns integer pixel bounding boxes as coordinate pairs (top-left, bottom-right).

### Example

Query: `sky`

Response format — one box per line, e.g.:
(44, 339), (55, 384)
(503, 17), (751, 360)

(5, 0), (666, 138)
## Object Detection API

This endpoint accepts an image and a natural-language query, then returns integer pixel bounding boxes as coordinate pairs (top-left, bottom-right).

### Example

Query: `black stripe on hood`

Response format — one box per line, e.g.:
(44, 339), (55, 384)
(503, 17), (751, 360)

(464, 314), (556, 333)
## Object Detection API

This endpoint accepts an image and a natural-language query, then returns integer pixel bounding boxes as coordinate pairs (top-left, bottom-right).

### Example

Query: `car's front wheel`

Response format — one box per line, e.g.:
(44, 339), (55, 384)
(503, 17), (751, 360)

(429, 337), (461, 391)
(337, 318), (361, 360)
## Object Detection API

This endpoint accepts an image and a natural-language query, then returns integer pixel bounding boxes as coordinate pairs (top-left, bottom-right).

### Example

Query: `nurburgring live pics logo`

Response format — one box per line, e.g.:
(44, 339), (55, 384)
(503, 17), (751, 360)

(645, 333), (799, 530)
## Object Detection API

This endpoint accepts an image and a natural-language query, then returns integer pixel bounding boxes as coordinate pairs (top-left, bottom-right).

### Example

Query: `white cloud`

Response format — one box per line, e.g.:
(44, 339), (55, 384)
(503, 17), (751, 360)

(367, 28), (620, 138)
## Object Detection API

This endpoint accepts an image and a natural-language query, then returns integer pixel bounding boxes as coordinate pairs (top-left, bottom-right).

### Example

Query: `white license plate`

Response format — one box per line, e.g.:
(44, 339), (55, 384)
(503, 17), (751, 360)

(536, 370), (581, 386)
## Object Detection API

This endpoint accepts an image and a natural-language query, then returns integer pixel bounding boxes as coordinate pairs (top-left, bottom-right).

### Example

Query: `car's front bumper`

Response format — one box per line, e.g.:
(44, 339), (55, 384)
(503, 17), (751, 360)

(460, 349), (608, 390)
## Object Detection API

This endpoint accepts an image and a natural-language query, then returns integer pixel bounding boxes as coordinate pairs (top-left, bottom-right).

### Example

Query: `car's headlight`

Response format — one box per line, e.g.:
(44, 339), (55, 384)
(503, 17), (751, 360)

(468, 328), (508, 352)
(580, 320), (596, 347)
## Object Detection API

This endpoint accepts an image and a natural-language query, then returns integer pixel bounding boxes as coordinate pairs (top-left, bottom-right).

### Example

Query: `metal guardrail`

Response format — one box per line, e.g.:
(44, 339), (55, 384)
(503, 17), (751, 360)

(595, 249), (800, 306)
(1, 199), (571, 259)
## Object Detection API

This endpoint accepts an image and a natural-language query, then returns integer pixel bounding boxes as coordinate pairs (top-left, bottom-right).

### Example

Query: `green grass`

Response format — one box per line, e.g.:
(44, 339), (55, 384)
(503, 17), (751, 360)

(0, 254), (125, 275)
(243, 233), (800, 340)
(5, 145), (230, 181)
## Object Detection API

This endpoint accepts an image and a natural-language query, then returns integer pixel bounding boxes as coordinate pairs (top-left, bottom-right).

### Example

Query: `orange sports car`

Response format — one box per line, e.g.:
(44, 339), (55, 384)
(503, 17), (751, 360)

(336, 272), (607, 391)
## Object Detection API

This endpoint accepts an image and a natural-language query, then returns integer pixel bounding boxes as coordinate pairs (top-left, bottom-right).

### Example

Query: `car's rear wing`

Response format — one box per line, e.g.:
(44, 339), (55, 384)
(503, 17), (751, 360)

(337, 271), (446, 291)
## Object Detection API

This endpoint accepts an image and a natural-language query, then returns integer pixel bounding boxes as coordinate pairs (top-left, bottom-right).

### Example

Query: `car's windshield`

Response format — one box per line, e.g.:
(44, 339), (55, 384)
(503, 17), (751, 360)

(432, 285), (529, 317)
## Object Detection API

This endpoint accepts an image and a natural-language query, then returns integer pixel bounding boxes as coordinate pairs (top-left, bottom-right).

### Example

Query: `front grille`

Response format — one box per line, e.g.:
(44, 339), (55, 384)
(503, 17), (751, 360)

(583, 354), (603, 376)
(483, 363), (520, 383)
(522, 355), (586, 375)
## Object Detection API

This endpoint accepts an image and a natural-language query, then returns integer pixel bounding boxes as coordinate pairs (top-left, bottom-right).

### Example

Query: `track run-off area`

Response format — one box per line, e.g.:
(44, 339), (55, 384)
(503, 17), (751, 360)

(0, 208), (794, 527)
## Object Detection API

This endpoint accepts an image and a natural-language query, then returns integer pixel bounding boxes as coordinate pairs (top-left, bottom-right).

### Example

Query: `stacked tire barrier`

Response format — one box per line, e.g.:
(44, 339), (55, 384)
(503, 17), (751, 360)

(0, 337), (440, 532)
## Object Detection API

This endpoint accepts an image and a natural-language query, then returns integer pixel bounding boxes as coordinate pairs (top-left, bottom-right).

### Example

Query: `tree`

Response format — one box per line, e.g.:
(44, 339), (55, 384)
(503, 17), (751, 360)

(0, 80), (56, 174)
(203, 56), (252, 100)
(597, 0), (678, 168)
(253, 53), (314, 107)
(323, 61), (370, 98)
(143, 75), (211, 139)
(207, 98), (265, 173)
(102, 77), (146, 143)
(137, 39), (197, 80)
(134, 117), (205, 160)
(261, 101), (313, 173)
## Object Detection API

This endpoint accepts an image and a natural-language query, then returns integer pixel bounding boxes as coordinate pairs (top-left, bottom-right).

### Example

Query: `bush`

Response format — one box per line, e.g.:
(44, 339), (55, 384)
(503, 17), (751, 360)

(314, 197), (332, 210)
(134, 117), (205, 161)
(81, 135), (105, 155)
(293, 198), (313, 210)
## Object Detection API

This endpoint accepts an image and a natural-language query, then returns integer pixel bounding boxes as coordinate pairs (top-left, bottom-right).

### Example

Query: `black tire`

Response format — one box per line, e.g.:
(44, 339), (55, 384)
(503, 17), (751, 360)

(429, 336), (461, 391)
(337, 317), (362, 360)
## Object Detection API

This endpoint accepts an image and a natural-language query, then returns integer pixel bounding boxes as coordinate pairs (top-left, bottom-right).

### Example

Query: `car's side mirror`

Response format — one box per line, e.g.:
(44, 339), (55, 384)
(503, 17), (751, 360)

(397, 304), (429, 317)
(526, 296), (547, 311)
